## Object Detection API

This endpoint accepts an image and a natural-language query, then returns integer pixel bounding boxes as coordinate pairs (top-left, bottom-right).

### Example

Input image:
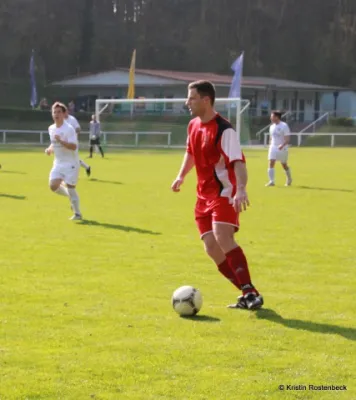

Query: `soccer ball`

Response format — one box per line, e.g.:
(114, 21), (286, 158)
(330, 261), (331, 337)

(172, 285), (203, 316)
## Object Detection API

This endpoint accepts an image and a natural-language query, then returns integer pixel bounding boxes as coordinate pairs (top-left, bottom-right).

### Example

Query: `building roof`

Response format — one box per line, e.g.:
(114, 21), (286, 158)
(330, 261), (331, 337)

(136, 69), (345, 91)
(51, 68), (346, 91)
(51, 70), (181, 87)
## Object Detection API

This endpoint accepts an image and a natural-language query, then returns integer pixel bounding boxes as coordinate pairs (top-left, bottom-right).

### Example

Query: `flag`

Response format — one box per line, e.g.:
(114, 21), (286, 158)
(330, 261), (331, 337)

(127, 49), (136, 99)
(228, 52), (244, 99)
(29, 50), (37, 108)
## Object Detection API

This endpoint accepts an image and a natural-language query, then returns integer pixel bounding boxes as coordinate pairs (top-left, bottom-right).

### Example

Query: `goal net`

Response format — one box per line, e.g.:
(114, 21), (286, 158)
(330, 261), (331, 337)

(95, 98), (251, 148)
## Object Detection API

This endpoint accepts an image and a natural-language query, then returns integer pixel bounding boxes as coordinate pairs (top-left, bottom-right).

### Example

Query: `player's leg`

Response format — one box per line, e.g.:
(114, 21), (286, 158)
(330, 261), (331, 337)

(213, 224), (263, 310)
(281, 162), (292, 186)
(212, 199), (263, 310)
(266, 147), (276, 186)
(201, 232), (242, 290)
(89, 139), (94, 158)
(49, 178), (69, 196)
(196, 200), (241, 290)
(79, 159), (91, 177)
(49, 166), (69, 196)
(97, 139), (104, 157)
(281, 151), (292, 186)
(65, 165), (82, 220)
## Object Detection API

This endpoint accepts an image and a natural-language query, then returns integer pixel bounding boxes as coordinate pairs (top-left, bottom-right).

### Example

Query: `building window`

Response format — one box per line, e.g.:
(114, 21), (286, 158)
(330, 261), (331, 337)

(154, 94), (164, 112)
(306, 99), (313, 106)
(165, 95), (174, 111)
(283, 98), (289, 110)
(135, 96), (146, 111)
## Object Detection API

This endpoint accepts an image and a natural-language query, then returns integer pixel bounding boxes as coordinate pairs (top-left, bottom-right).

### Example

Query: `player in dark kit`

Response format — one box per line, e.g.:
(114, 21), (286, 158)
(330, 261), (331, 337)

(171, 80), (263, 310)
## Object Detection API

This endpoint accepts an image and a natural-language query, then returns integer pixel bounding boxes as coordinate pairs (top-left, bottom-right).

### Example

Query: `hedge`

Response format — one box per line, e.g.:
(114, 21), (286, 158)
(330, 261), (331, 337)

(328, 117), (354, 127)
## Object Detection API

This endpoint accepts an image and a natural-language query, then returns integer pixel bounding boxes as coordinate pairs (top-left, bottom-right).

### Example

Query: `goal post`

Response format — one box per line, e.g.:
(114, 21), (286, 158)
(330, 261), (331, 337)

(95, 97), (251, 148)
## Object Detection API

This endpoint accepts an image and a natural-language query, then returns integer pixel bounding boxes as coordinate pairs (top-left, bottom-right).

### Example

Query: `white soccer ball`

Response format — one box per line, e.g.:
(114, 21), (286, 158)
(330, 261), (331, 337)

(172, 285), (203, 316)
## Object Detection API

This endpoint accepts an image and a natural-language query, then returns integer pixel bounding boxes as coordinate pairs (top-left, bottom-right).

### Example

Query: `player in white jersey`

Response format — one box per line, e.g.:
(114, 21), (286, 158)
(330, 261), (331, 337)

(45, 102), (82, 220)
(64, 109), (91, 177)
(265, 110), (292, 187)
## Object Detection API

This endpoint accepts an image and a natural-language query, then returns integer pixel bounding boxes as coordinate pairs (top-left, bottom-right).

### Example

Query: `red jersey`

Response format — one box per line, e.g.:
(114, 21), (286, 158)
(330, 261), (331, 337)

(186, 113), (245, 201)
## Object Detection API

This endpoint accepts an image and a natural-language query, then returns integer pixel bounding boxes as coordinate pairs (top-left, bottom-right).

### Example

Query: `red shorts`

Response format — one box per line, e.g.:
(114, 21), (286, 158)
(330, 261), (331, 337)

(195, 197), (239, 238)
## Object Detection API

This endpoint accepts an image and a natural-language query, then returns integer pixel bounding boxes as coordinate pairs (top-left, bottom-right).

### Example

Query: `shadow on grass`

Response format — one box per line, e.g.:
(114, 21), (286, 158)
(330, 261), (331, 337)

(0, 193), (26, 200)
(295, 185), (354, 193)
(181, 314), (220, 323)
(256, 308), (356, 341)
(0, 170), (27, 175)
(78, 219), (161, 235)
(89, 178), (123, 185)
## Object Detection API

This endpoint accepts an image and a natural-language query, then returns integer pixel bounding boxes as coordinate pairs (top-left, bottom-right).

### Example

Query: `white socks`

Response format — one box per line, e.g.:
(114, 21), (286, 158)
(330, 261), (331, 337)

(285, 167), (292, 181)
(80, 159), (89, 169)
(268, 168), (275, 183)
(68, 188), (81, 215)
(55, 184), (69, 197)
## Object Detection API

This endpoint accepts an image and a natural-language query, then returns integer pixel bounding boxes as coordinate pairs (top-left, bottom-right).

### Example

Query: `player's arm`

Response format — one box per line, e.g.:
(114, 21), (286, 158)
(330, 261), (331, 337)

(279, 124), (291, 149)
(233, 161), (249, 211)
(45, 143), (54, 155)
(171, 128), (195, 192)
(220, 128), (249, 212)
(171, 152), (194, 192)
(269, 126), (272, 145)
(54, 127), (78, 151)
(178, 152), (195, 179)
(55, 137), (77, 151)
(73, 117), (81, 136)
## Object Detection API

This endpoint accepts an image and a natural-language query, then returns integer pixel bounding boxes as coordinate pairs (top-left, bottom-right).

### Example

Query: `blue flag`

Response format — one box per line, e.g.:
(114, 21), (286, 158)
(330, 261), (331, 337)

(30, 50), (37, 108)
(228, 52), (244, 99)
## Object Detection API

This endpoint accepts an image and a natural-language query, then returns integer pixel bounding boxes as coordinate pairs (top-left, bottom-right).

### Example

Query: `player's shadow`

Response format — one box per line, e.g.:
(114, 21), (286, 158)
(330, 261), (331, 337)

(0, 170), (27, 175)
(0, 193), (26, 200)
(79, 219), (161, 235)
(256, 309), (356, 341)
(181, 315), (220, 323)
(296, 185), (354, 193)
(89, 178), (123, 185)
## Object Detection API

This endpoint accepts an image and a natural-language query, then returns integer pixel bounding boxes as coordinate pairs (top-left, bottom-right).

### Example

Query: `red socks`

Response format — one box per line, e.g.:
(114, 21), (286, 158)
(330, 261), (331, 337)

(218, 259), (241, 289)
(225, 246), (259, 296)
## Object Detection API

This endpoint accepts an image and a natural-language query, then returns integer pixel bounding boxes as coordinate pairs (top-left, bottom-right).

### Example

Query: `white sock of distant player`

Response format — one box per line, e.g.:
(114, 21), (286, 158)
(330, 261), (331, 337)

(268, 168), (275, 183)
(68, 188), (81, 215)
(55, 184), (69, 197)
(79, 160), (89, 169)
(285, 167), (292, 181)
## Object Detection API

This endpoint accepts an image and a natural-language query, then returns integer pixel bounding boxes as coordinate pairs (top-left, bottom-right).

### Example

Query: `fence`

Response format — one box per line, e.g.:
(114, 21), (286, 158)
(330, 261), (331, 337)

(1, 129), (356, 148)
(0, 130), (172, 148)
(263, 132), (356, 147)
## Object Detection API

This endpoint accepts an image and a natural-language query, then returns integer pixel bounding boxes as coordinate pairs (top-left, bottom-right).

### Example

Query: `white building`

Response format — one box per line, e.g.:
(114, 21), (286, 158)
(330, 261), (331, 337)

(51, 69), (350, 122)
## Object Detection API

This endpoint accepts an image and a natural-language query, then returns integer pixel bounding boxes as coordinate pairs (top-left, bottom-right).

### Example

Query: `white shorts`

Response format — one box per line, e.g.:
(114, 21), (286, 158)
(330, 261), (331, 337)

(49, 162), (79, 186)
(268, 146), (289, 163)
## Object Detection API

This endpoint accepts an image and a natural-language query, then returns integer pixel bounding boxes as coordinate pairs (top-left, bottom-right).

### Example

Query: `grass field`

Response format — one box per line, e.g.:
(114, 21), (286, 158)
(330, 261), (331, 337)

(0, 147), (356, 400)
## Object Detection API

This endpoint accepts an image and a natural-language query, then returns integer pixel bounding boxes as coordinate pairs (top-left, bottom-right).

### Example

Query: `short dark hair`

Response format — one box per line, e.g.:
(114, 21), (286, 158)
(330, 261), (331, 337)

(188, 80), (216, 105)
(52, 102), (67, 113)
(271, 110), (282, 119)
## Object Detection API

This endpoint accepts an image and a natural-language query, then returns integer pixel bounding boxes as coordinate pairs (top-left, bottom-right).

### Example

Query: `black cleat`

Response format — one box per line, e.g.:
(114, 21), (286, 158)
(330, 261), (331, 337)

(86, 166), (91, 177)
(227, 295), (247, 309)
(227, 293), (264, 310)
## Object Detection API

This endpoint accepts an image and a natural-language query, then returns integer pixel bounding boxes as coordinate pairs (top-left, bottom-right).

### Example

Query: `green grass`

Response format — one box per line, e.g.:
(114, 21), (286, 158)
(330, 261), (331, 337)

(0, 147), (355, 400)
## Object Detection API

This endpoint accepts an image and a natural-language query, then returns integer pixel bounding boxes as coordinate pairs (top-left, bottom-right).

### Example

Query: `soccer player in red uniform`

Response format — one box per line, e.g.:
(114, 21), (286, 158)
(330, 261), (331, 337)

(171, 80), (263, 310)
